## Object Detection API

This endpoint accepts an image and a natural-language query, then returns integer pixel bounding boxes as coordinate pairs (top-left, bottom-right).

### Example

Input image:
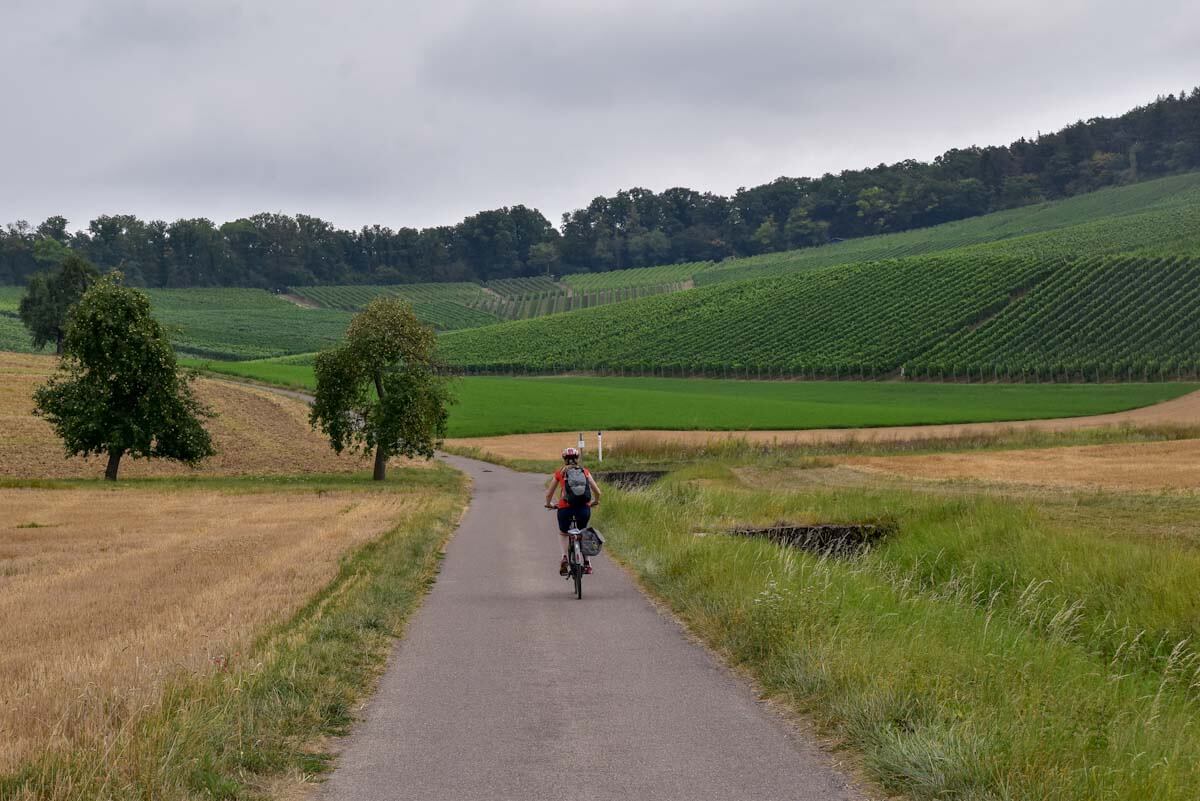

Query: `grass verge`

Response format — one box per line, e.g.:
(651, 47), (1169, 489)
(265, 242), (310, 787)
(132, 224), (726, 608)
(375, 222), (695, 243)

(0, 466), (466, 800)
(601, 467), (1200, 800)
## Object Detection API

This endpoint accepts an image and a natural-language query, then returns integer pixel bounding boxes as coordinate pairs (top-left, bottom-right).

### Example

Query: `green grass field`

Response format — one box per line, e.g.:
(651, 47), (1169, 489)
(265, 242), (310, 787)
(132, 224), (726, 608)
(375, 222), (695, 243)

(182, 359), (1195, 437)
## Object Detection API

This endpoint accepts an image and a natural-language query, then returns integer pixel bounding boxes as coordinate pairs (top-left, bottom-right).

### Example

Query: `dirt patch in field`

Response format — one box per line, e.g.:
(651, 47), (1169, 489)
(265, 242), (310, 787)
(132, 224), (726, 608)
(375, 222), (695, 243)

(843, 439), (1200, 492)
(1, 353), (393, 478)
(445, 389), (1200, 461)
(280, 292), (322, 309)
(730, 522), (893, 555)
(597, 470), (668, 489)
(0, 485), (440, 770)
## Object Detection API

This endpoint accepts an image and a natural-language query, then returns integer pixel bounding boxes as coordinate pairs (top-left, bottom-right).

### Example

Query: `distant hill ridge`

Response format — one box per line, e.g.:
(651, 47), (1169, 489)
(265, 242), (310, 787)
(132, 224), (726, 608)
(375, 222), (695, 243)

(289, 171), (1200, 332)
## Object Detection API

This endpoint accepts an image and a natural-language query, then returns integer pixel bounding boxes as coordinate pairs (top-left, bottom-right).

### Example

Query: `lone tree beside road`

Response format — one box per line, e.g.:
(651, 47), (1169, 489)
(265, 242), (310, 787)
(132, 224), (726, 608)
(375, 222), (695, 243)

(310, 298), (450, 481)
(33, 273), (215, 480)
(18, 254), (99, 354)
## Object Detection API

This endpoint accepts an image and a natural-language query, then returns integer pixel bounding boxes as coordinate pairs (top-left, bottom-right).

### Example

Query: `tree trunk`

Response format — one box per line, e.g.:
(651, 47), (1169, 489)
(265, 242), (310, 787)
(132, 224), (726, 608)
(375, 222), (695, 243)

(55, 330), (63, 356)
(372, 370), (387, 480)
(104, 449), (123, 481)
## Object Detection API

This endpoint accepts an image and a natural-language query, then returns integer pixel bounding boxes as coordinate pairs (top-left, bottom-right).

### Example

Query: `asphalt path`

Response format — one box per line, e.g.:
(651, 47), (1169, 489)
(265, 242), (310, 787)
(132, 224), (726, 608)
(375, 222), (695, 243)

(318, 454), (862, 801)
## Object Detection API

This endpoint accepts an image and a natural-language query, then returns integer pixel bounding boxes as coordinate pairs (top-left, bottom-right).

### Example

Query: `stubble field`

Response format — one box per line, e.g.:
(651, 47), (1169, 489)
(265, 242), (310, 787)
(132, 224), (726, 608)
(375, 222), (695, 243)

(0, 486), (435, 771)
(1, 353), (374, 478)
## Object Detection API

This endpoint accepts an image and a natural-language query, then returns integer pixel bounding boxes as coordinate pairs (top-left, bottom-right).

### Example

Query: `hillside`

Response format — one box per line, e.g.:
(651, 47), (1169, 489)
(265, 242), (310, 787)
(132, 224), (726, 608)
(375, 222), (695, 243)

(289, 262), (709, 330)
(1, 285), (351, 360)
(4, 171), (1200, 369)
(694, 170), (1200, 284)
(438, 252), (1200, 380)
(289, 172), (1200, 333)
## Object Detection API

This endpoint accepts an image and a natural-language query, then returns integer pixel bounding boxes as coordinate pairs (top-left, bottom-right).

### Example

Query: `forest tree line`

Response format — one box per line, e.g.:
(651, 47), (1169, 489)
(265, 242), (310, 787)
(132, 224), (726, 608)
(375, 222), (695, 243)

(3, 89), (1198, 288)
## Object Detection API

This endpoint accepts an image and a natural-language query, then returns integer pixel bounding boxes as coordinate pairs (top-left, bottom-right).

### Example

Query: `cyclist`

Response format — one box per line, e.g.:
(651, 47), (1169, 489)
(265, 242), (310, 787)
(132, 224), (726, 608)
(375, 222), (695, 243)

(544, 447), (601, 576)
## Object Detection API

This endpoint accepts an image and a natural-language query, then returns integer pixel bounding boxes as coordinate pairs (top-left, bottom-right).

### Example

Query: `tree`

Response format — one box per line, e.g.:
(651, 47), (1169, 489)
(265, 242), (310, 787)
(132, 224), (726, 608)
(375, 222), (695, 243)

(528, 241), (560, 276)
(18, 254), (99, 354)
(309, 298), (451, 481)
(783, 206), (830, 248)
(751, 216), (780, 252)
(33, 273), (214, 480)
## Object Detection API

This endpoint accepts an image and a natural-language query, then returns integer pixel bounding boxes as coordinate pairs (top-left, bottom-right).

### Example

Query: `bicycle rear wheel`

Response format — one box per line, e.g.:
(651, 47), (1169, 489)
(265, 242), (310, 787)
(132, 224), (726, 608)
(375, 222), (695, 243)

(573, 563), (582, 599)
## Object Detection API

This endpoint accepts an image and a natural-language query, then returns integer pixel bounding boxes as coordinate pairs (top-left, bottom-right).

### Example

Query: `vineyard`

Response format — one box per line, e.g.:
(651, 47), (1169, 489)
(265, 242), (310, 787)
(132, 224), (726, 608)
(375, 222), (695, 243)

(146, 289), (352, 360)
(438, 255), (1058, 376)
(290, 272), (706, 329)
(437, 252), (1200, 381)
(907, 255), (1200, 381)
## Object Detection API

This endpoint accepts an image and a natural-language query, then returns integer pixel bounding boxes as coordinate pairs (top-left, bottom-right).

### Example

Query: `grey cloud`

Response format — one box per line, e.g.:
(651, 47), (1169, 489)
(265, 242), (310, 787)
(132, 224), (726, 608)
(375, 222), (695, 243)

(420, 1), (910, 111)
(68, 0), (244, 51)
(2, 0), (1199, 232)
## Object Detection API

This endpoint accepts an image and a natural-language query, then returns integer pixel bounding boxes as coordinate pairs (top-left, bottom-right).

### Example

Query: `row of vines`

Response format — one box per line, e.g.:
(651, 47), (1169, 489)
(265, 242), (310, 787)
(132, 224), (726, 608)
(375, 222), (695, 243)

(906, 255), (1200, 380)
(290, 276), (695, 331)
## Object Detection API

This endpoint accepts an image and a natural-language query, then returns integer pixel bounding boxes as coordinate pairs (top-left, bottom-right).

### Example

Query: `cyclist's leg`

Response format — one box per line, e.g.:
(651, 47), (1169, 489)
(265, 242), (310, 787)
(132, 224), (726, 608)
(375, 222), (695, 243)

(556, 508), (572, 570)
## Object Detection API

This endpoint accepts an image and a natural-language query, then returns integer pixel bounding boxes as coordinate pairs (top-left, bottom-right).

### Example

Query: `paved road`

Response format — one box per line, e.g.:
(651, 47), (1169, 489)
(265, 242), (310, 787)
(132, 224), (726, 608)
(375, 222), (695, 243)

(319, 454), (862, 801)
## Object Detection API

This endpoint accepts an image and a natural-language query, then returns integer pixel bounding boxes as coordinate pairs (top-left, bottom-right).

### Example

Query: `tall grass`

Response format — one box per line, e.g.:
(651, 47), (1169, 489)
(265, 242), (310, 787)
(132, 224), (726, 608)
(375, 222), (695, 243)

(603, 471), (1200, 800)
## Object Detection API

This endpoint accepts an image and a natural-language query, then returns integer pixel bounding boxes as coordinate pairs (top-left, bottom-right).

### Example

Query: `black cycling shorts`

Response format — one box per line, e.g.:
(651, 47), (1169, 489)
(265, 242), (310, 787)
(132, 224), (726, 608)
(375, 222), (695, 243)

(557, 505), (591, 533)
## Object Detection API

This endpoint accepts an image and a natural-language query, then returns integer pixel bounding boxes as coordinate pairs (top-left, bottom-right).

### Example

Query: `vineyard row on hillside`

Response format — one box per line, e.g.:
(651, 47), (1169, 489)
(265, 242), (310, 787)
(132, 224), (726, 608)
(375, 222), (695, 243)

(289, 276), (698, 330)
(437, 254), (1200, 382)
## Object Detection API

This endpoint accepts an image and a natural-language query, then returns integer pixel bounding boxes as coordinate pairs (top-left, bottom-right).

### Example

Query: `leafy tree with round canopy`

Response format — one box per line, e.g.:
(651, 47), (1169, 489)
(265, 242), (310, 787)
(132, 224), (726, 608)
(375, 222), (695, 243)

(18, 254), (99, 354)
(310, 298), (451, 481)
(33, 273), (215, 480)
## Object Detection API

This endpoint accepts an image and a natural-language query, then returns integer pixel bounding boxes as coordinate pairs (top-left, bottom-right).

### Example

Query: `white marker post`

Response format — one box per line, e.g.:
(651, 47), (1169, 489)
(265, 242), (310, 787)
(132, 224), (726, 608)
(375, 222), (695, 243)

(597, 431), (603, 462)
(578, 432), (585, 454)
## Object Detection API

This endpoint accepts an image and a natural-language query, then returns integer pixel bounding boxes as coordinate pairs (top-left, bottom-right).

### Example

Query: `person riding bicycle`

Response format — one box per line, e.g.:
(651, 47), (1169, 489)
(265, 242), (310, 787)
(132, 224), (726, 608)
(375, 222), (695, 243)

(544, 447), (601, 577)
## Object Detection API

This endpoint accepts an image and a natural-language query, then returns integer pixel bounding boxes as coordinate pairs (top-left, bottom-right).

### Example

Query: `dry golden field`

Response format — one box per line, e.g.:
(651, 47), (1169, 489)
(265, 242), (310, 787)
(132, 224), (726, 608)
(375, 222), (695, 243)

(0, 352), (374, 478)
(0, 484), (445, 771)
(842, 438), (1200, 492)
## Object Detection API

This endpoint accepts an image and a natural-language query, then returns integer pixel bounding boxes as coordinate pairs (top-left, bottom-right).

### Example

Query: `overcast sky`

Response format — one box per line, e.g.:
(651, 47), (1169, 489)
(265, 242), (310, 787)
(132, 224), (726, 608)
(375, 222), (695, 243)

(4, 0), (1199, 232)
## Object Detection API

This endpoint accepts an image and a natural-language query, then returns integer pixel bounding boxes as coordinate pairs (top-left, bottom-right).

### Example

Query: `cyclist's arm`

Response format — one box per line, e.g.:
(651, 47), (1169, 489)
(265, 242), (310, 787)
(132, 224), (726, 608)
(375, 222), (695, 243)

(544, 475), (560, 507)
(586, 474), (602, 504)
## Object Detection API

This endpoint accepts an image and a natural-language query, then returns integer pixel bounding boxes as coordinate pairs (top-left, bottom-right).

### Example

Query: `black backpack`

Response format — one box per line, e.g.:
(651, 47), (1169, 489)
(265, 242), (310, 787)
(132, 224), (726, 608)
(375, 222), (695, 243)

(562, 465), (592, 506)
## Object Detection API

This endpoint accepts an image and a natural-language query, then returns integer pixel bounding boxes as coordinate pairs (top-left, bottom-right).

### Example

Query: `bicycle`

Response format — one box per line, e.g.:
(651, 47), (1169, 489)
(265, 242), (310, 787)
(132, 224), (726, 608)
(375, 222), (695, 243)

(547, 506), (595, 599)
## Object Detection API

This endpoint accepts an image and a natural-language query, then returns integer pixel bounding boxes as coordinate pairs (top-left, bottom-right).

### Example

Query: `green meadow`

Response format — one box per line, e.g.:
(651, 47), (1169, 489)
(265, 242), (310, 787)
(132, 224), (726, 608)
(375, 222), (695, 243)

(183, 359), (1195, 438)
